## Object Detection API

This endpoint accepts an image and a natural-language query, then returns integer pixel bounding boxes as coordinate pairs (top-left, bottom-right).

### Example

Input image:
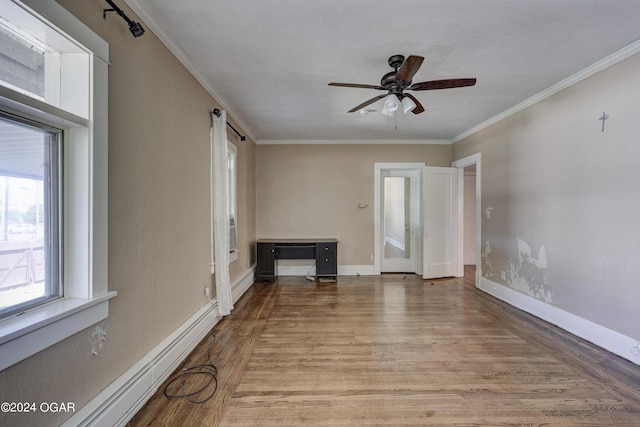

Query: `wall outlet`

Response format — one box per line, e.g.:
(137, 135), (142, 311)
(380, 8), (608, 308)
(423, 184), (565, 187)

(501, 271), (506, 280)
(204, 287), (210, 297)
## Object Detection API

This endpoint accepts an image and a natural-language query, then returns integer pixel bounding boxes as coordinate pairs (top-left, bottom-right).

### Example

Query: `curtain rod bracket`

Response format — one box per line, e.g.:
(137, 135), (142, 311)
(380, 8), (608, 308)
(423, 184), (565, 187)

(212, 109), (246, 141)
(103, 0), (145, 37)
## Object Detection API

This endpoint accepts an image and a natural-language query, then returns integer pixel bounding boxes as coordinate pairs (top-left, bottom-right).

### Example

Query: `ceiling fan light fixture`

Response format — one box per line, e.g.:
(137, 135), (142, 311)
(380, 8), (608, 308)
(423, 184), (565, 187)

(401, 96), (417, 114)
(381, 94), (399, 115)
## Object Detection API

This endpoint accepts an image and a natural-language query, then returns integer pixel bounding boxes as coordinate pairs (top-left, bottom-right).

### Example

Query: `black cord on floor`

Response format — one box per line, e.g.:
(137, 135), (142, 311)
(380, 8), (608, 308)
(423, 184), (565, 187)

(163, 334), (219, 404)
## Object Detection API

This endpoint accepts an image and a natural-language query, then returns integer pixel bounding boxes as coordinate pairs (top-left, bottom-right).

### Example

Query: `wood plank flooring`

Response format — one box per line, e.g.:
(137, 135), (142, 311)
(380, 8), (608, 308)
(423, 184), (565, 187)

(128, 268), (640, 426)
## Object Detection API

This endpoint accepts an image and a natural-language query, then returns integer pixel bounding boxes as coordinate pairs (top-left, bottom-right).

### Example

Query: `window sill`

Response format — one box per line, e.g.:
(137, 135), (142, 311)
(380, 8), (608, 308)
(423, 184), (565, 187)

(210, 251), (239, 274)
(0, 291), (117, 371)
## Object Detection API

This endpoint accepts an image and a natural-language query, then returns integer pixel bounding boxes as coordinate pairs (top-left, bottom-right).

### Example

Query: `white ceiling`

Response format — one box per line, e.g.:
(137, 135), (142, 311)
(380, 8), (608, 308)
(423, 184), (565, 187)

(129, 0), (640, 143)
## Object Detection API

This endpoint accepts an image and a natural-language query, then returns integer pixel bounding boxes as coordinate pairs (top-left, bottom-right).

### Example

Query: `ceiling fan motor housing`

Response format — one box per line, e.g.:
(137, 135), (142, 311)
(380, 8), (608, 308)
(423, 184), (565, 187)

(381, 55), (414, 92)
(381, 73), (411, 93)
(380, 71), (397, 89)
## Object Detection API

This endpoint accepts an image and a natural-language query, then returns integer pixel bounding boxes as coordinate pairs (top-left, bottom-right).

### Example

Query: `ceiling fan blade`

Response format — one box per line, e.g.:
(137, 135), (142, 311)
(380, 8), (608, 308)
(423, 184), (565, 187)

(329, 83), (385, 90)
(404, 93), (425, 114)
(348, 94), (387, 112)
(395, 55), (424, 84)
(409, 78), (477, 91)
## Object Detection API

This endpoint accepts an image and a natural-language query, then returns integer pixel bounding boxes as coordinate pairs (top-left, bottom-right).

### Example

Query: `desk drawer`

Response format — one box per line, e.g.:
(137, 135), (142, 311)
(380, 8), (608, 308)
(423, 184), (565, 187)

(275, 245), (315, 259)
(316, 256), (337, 276)
(316, 242), (337, 255)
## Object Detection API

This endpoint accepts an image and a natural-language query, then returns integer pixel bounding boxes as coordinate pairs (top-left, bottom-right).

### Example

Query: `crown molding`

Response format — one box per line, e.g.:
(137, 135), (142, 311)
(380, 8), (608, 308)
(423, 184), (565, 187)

(124, 0), (256, 143)
(256, 139), (452, 145)
(452, 39), (640, 144)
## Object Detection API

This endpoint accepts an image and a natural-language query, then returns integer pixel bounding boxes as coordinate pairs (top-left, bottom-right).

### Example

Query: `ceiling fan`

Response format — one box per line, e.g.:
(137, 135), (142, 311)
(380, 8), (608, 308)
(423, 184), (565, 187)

(329, 54), (476, 115)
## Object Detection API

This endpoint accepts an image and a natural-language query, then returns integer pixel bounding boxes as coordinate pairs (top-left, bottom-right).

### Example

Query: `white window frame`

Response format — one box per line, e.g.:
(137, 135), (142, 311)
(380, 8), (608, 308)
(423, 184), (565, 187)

(0, 0), (114, 371)
(0, 112), (63, 318)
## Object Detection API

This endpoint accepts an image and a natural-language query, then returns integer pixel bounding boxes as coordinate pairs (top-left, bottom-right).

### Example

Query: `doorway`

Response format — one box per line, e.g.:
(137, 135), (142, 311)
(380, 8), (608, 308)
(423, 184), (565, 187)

(452, 153), (482, 287)
(373, 158), (481, 279)
(374, 163), (422, 274)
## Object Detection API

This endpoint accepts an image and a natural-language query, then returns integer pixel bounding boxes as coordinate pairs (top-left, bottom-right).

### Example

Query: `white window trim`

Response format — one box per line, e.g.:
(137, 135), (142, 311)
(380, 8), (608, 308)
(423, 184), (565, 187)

(0, 0), (114, 371)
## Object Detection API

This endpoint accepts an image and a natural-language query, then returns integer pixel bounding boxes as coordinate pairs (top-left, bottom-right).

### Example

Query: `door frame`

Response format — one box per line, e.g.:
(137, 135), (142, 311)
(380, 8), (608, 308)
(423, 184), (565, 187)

(452, 153), (482, 287)
(374, 163), (424, 275)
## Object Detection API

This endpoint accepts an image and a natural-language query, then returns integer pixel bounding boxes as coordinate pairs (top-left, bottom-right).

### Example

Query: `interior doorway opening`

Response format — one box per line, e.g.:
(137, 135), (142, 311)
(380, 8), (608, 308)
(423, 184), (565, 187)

(374, 163), (423, 275)
(452, 153), (482, 287)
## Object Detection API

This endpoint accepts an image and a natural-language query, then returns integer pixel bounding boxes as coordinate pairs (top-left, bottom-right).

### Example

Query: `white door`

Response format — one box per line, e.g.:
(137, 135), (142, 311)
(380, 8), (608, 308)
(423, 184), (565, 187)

(423, 166), (461, 279)
(381, 169), (420, 273)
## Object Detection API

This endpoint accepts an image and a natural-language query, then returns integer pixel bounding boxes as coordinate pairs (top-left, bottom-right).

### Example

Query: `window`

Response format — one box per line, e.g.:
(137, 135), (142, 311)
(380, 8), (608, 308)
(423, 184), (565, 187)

(227, 141), (238, 255)
(0, 112), (62, 318)
(0, 0), (112, 371)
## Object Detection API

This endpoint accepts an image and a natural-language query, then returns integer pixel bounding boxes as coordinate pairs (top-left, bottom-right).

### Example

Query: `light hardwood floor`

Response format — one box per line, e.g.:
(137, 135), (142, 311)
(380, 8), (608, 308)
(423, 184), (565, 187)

(128, 268), (640, 426)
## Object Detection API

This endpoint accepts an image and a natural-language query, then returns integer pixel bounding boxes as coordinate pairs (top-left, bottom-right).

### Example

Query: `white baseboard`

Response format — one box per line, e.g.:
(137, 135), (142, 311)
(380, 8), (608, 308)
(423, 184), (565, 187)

(275, 264), (376, 277)
(232, 264), (256, 303)
(62, 267), (256, 427)
(479, 277), (640, 365)
(339, 264), (376, 276)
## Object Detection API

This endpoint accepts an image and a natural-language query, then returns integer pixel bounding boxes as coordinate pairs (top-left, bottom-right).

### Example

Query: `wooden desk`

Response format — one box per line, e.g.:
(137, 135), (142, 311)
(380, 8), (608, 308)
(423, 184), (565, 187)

(256, 239), (338, 282)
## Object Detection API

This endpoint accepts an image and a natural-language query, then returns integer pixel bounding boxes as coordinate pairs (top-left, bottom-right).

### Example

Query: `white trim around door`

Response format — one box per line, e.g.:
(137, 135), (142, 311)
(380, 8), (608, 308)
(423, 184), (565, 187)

(452, 153), (482, 287)
(374, 163), (424, 275)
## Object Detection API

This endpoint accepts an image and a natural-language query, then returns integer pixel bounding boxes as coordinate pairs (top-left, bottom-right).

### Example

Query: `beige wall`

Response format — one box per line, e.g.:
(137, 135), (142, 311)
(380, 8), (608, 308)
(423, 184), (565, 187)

(0, 2), (256, 426)
(256, 144), (451, 266)
(453, 52), (640, 340)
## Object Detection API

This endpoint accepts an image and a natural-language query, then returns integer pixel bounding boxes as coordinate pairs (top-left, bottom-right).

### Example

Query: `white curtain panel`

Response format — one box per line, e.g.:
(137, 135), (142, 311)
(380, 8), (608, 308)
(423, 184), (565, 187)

(211, 110), (234, 316)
